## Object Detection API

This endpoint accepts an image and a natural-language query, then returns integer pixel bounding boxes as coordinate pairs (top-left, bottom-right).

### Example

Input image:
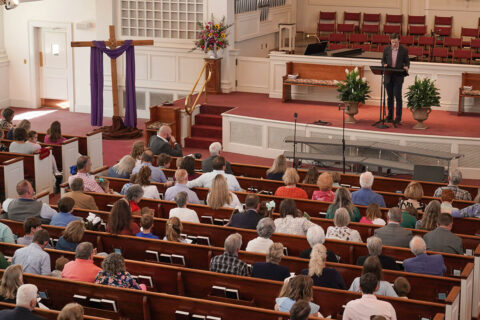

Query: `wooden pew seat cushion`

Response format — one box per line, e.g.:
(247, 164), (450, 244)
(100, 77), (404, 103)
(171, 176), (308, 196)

(284, 78), (340, 86)
(461, 89), (480, 96)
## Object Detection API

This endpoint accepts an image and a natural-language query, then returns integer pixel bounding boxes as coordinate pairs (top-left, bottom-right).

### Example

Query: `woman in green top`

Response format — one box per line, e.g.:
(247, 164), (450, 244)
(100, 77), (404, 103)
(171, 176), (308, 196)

(398, 181), (424, 229)
(326, 188), (361, 222)
(0, 252), (9, 269)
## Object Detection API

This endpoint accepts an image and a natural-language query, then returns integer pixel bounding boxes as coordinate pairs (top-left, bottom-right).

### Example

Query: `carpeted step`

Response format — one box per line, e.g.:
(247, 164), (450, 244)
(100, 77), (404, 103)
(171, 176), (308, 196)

(195, 114), (222, 127)
(184, 136), (219, 149)
(191, 125), (222, 139)
(199, 105), (233, 115)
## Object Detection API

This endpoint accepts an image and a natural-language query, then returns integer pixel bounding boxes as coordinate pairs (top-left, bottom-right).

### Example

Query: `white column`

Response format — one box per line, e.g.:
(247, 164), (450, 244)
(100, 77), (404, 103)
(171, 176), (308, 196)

(206, 0), (235, 92)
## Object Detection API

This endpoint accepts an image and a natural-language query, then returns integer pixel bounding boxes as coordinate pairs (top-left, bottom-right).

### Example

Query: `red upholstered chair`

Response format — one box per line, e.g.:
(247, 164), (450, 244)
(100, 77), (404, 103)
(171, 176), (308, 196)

(460, 27), (479, 47)
(407, 46), (425, 60)
(407, 15), (427, 38)
(338, 11), (361, 34)
(443, 37), (462, 57)
(349, 33), (368, 47)
(470, 39), (480, 61)
(317, 11), (337, 41)
(452, 49), (472, 64)
(337, 23), (355, 34)
(328, 33), (348, 44)
(400, 35), (415, 46)
(418, 36), (435, 57)
(383, 14), (403, 35)
(351, 44), (371, 51)
(361, 13), (381, 36)
(431, 47), (449, 63)
(328, 43), (348, 50)
(371, 34), (390, 52)
(434, 16), (453, 46)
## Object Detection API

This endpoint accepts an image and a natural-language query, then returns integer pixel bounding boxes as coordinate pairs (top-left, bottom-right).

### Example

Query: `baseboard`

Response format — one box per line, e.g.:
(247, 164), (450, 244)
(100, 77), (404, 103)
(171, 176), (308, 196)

(8, 99), (35, 108)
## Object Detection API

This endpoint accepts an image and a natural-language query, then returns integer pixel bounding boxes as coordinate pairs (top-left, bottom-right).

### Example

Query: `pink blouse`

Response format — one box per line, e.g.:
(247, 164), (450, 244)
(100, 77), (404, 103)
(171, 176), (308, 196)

(312, 190), (335, 202)
(44, 135), (66, 145)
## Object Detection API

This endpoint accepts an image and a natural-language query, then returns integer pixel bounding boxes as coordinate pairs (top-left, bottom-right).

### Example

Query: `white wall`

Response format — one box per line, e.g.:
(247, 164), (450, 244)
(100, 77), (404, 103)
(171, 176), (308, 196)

(0, 10), (9, 108)
(236, 33), (277, 57)
(297, 0), (480, 37)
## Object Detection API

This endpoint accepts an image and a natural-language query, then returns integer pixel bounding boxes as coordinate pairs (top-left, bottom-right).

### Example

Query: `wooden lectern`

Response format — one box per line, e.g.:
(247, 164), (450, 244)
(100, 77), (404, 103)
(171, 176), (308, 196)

(204, 58), (222, 94)
(144, 105), (181, 145)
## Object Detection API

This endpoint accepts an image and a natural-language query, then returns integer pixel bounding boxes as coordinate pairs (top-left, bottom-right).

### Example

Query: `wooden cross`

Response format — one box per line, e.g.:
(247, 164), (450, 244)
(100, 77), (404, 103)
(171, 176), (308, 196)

(71, 25), (153, 117)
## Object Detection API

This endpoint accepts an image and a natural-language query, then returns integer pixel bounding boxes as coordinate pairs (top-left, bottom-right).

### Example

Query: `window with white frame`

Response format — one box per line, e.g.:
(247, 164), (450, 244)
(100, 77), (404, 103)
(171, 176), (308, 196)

(120, 0), (204, 40)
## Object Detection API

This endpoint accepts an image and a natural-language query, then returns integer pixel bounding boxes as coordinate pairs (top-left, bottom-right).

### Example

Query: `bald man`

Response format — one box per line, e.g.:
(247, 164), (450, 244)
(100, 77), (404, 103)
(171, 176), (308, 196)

(149, 125), (183, 157)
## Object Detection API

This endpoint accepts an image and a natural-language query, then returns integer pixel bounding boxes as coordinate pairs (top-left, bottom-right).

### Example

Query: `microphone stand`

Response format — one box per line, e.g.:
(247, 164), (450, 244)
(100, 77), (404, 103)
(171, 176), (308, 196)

(373, 64), (389, 129)
(293, 112), (298, 169)
(338, 104), (346, 174)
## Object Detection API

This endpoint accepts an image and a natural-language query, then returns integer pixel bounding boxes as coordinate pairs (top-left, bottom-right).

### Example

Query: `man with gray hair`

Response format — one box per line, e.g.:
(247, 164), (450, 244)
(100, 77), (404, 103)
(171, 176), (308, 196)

(433, 169), (472, 200)
(356, 236), (399, 270)
(168, 191), (199, 223)
(62, 177), (99, 211)
(149, 125), (183, 157)
(209, 233), (249, 276)
(202, 142), (233, 174)
(403, 236), (446, 276)
(299, 225), (338, 262)
(0, 284), (44, 319)
(62, 242), (101, 282)
(164, 169), (200, 204)
(374, 207), (412, 248)
(352, 171), (386, 207)
(246, 218), (275, 254)
(68, 156), (104, 193)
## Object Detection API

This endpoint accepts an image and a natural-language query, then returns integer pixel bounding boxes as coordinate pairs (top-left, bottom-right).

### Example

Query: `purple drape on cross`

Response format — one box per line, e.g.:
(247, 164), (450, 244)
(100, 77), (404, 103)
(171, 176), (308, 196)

(90, 40), (137, 128)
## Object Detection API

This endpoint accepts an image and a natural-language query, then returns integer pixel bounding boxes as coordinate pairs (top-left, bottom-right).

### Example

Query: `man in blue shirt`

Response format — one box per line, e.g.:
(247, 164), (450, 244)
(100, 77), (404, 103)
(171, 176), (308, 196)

(352, 171), (386, 207)
(131, 150), (168, 183)
(50, 197), (81, 227)
(164, 169), (200, 204)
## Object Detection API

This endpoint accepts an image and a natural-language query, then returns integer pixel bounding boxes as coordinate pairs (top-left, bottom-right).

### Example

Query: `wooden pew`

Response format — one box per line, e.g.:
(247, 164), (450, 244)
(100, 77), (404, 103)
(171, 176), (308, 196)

(0, 157), (24, 200)
(0, 244), (453, 320)
(0, 302), (109, 320)
(0, 151), (52, 194)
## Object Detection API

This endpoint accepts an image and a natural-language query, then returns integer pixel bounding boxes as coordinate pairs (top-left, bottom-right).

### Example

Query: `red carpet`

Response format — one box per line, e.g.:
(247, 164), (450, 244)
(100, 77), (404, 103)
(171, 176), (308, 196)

(173, 92), (480, 138)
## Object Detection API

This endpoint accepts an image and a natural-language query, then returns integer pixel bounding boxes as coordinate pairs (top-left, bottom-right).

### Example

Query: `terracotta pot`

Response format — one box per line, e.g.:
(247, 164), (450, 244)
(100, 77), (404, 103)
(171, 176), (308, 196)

(411, 107), (432, 130)
(344, 101), (360, 124)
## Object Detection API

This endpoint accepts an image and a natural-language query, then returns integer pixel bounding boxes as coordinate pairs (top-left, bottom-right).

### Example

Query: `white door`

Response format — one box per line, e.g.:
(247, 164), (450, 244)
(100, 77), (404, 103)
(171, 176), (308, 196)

(39, 28), (68, 100)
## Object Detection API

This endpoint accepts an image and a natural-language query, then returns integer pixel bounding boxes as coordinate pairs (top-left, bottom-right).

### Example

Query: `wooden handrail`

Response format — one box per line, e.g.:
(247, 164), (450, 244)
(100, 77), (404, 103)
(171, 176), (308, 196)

(184, 61), (213, 118)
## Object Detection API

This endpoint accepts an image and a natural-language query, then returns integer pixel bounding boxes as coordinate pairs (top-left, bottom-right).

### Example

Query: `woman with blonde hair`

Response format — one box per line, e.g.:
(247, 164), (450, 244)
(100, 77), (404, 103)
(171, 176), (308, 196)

(206, 175), (241, 210)
(301, 244), (345, 289)
(164, 217), (191, 243)
(302, 167), (319, 185)
(274, 275), (322, 317)
(266, 154), (287, 181)
(135, 166), (160, 199)
(326, 187), (361, 222)
(7, 119), (30, 140)
(312, 172), (335, 202)
(56, 220), (85, 252)
(416, 200), (441, 230)
(0, 264), (23, 303)
(251, 242), (290, 281)
(108, 155), (136, 179)
(274, 168), (308, 199)
(359, 203), (386, 225)
(58, 303), (84, 320)
(130, 140), (146, 166)
(326, 208), (363, 242)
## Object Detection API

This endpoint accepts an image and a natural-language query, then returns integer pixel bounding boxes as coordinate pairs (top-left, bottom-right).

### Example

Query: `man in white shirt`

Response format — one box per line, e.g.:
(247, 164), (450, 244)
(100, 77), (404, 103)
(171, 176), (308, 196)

(169, 191), (200, 223)
(187, 156), (241, 191)
(3, 180), (57, 222)
(343, 273), (397, 320)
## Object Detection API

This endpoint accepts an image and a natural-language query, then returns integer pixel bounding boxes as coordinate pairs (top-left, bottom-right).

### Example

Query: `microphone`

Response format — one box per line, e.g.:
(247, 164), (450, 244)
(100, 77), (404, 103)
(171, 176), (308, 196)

(294, 112), (298, 119)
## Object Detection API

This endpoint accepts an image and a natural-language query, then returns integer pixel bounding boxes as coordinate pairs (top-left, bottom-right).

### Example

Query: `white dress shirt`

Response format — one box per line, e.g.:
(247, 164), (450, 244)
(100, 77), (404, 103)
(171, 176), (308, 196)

(246, 237), (274, 254)
(187, 170), (241, 191)
(169, 207), (200, 223)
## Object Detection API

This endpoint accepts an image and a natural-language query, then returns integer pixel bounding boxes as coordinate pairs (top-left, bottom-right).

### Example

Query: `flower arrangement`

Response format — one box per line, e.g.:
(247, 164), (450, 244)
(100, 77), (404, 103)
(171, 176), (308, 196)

(194, 16), (232, 59)
(335, 67), (371, 103)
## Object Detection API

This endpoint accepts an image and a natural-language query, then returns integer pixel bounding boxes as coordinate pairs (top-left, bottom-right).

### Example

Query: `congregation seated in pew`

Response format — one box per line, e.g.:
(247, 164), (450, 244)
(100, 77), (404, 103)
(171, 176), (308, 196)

(274, 168), (308, 200)
(301, 244), (346, 290)
(136, 212), (159, 240)
(55, 220), (85, 252)
(50, 197), (81, 227)
(352, 171), (386, 208)
(433, 168), (472, 200)
(302, 167), (319, 185)
(202, 142), (233, 174)
(251, 242), (290, 282)
(94, 253), (142, 290)
(403, 236), (446, 276)
(356, 236), (399, 271)
(210, 233), (249, 276)
(0, 284), (44, 320)
(227, 194), (262, 230)
(440, 189), (457, 214)
(424, 212), (463, 254)
(68, 156), (104, 193)
(107, 155), (136, 179)
(16, 217), (42, 245)
(359, 203), (386, 225)
(57, 303), (84, 320)
(12, 229), (51, 276)
(274, 199), (317, 236)
(245, 217), (275, 253)
(148, 125), (183, 157)
(164, 217), (191, 243)
(131, 150), (168, 183)
(106, 199), (140, 236)
(348, 256), (398, 297)
(168, 192), (200, 223)
(164, 169), (200, 204)
(274, 275), (322, 318)
(266, 154), (287, 181)
(129, 140), (146, 167)
(452, 194), (480, 218)
(179, 155), (201, 180)
(374, 207), (412, 248)
(415, 200), (441, 230)
(393, 277), (411, 299)
(206, 174), (242, 210)
(187, 156), (241, 191)
(311, 172), (335, 202)
(299, 225), (338, 262)
(326, 208), (363, 243)
(125, 184), (143, 214)
(135, 166), (161, 199)
(0, 220), (14, 244)
(0, 264), (23, 304)
(62, 178), (99, 211)
(325, 187), (361, 222)
(62, 242), (101, 283)
(2, 180), (56, 223)
(51, 256), (69, 278)
(0, 107), (14, 130)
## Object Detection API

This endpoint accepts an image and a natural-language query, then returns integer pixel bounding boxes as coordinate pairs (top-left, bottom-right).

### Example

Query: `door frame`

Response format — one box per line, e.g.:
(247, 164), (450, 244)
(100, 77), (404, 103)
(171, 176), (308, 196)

(28, 20), (74, 110)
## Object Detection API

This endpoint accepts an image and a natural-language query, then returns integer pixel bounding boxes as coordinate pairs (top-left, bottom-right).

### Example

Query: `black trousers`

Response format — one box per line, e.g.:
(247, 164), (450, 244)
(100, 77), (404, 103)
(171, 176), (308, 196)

(385, 76), (404, 121)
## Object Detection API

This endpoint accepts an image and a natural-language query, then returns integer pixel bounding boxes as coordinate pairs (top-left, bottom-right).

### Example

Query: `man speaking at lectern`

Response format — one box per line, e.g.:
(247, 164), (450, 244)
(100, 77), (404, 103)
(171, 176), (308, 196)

(381, 33), (410, 125)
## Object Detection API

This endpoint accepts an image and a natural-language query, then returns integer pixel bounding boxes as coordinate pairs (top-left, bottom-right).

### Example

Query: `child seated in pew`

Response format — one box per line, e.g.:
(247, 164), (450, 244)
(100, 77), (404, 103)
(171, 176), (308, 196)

(136, 211), (159, 239)
(359, 203), (386, 226)
(121, 173), (137, 195)
(163, 217), (192, 243)
(97, 178), (117, 195)
(50, 197), (81, 227)
(26, 130), (41, 151)
(274, 275), (323, 318)
(51, 256), (70, 278)
(393, 276), (411, 299)
(0, 129), (8, 152)
(0, 107), (14, 130)
(44, 120), (66, 145)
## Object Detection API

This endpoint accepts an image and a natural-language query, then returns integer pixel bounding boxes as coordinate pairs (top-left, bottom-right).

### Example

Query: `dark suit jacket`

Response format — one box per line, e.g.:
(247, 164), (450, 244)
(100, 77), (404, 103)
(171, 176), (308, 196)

(299, 248), (338, 263)
(381, 45), (410, 83)
(0, 306), (45, 320)
(148, 135), (183, 157)
(202, 155), (233, 174)
(228, 210), (262, 230)
(374, 223), (412, 248)
(424, 227), (464, 255)
(356, 254), (400, 270)
(251, 262), (290, 281)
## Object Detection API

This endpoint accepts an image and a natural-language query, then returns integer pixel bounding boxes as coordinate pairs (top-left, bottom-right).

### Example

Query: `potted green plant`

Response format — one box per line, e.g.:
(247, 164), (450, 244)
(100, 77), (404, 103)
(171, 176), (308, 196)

(405, 76), (441, 129)
(335, 67), (371, 124)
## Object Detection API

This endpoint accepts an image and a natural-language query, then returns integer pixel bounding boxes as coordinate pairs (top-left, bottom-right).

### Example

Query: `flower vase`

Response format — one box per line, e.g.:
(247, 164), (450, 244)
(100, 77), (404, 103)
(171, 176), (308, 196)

(209, 49), (218, 59)
(344, 101), (360, 124)
(411, 108), (432, 130)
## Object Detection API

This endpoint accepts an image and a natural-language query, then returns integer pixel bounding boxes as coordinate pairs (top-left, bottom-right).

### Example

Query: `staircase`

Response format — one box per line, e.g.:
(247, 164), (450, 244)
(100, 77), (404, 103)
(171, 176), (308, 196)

(184, 105), (233, 149)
